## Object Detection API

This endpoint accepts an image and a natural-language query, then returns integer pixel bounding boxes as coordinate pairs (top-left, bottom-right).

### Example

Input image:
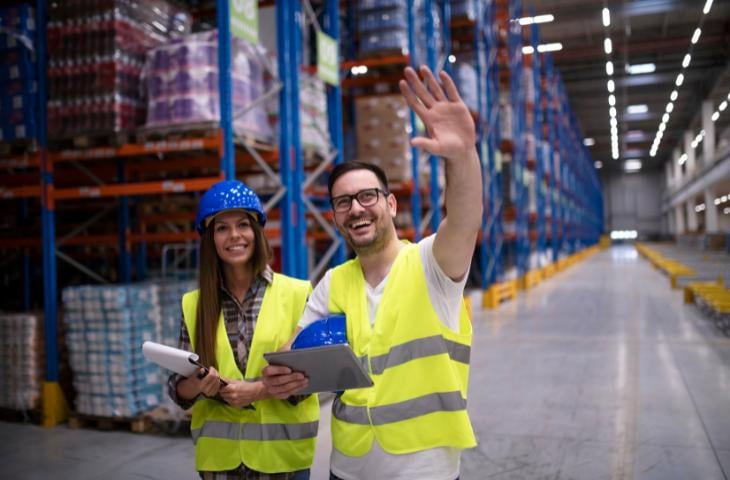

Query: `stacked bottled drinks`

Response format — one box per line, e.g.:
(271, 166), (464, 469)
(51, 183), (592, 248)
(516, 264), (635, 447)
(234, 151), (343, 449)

(46, 0), (190, 139)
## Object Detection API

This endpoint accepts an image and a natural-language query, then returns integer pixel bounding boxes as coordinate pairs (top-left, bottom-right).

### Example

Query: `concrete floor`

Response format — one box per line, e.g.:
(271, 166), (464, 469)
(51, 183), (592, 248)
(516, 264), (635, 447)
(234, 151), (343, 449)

(2, 246), (729, 480)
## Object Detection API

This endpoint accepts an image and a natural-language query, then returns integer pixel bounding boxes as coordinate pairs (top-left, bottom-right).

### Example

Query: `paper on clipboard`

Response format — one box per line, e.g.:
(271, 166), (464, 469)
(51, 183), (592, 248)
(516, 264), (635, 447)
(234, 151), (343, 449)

(142, 341), (200, 377)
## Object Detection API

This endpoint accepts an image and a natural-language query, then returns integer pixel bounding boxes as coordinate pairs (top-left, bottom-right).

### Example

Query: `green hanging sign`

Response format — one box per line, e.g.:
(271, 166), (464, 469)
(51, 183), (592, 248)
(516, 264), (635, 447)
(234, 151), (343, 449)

(230, 0), (258, 44)
(317, 31), (339, 85)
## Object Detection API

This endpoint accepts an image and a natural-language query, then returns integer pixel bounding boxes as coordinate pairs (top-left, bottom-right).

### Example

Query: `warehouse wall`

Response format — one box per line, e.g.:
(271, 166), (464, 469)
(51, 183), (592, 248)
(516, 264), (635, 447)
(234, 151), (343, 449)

(602, 170), (666, 237)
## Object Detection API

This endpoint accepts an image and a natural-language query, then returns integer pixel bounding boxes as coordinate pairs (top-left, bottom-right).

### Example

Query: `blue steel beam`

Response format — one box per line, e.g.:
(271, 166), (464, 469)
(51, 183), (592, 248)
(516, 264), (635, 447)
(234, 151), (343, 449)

(216, 0), (235, 180)
(406, 0), (421, 240)
(117, 159), (131, 282)
(425, 0), (441, 233)
(37, 0), (59, 383)
(324, 0), (346, 266)
(291, 1), (306, 278)
(474, 0), (489, 290)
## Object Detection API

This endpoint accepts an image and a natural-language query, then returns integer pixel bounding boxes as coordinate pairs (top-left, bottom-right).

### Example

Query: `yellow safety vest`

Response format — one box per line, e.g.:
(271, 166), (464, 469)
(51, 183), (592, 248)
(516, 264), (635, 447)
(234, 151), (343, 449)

(328, 243), (477, 456)
(182, 273), (319, 473)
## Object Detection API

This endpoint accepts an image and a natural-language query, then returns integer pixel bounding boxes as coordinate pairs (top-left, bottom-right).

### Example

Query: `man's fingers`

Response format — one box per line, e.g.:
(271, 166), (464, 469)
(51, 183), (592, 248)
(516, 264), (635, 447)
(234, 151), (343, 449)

(404, 66), (435, 108)
(398, 80), (427, 118)
(439, 70), (462, 102)
(420, 66), (446, 101)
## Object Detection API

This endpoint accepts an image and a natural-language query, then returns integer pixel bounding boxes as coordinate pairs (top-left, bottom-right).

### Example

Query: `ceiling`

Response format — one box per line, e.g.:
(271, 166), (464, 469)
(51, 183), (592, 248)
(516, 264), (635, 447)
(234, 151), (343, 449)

(522, 0), (730, 173)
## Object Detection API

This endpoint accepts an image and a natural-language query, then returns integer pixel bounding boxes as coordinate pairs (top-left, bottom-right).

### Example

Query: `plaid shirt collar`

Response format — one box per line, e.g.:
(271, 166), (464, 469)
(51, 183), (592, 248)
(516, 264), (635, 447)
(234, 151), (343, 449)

(219, 265), (273, 302)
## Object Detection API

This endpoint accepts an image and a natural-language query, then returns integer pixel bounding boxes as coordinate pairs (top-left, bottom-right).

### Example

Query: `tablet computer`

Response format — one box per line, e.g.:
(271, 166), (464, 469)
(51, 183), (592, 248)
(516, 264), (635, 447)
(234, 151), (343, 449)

(264, 344), (373, 395)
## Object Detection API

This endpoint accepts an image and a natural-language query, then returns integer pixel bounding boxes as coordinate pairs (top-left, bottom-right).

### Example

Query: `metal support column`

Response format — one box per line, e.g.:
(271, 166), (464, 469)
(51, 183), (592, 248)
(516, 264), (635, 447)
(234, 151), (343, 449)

(117, 160), (131, 282)
(216, 0), (235, 179)
(37, 0), (68, 427)
(276, 0), (303, 277)
(406, 0), (422, 240)
(324, 0), (346, 266)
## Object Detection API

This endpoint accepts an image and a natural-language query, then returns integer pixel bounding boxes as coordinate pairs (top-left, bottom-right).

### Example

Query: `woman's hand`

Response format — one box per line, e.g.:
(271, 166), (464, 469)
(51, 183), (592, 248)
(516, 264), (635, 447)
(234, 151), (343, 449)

(261, 365), (309, 399)
(176, 366), (222, 400)
(219, 380), (267, 408)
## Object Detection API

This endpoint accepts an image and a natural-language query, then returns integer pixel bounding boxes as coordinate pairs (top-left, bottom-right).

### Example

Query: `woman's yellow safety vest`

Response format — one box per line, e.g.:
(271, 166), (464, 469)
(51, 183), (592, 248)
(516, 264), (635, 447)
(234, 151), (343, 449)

(182, 273), (319, 473)
(328, 243), (476, 456)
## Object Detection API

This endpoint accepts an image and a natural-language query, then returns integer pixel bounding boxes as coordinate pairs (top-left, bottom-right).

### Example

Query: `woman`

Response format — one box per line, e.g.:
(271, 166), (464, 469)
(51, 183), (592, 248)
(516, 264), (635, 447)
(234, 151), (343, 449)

(168, 179), (318, 480)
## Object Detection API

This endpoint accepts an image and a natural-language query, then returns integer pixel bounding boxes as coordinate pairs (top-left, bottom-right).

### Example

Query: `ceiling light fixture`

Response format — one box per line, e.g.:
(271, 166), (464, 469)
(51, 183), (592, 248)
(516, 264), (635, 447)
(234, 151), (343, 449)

(604, 38), (612, 54)
(594, 161), (603, 169)
(626, 63), (655, 75)
(712, 111), (720, 122)
(518, 14), (555, 26)
(703, 0), (713, 14)
(607, 80), (615, 93)
(678, 153), (687, 165)
(682, 54), (691, 68)
(691, 28), (701, 44)
(602, 8), (610, 27)
(584, 138), (595, 146)
(719, 101), (728, 112)
(670, 90), (678, 101)
(606, 61), (614, 75)
(675, 73), (684, 86)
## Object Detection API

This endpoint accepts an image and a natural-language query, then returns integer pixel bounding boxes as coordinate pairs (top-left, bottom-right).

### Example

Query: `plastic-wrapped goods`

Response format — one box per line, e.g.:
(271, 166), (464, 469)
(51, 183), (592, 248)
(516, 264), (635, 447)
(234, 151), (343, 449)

(357, 2), (408, 58)
(62, 283), (163, 417)
(527, 170), (536, 214)
(155, 278), (196, 415)
(454, 61), (478, 113)
(523, 66), (535, 105)
(46, 0), (191, 139)
(499, 92), (513, 141)
(0, 4), (37, 142)
(145, 30), (273, 142)
(355, 95), (413, 183)
(0, 314), (42, 411)
(451, 0), (476, 20)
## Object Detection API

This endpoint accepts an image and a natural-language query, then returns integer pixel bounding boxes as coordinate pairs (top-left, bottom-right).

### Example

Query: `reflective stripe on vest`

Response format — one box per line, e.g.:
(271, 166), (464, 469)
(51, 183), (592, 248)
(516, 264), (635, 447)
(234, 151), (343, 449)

(369, 335), (471, 375)
(333, 390), (466, 426)
(192, 420), (319, 443)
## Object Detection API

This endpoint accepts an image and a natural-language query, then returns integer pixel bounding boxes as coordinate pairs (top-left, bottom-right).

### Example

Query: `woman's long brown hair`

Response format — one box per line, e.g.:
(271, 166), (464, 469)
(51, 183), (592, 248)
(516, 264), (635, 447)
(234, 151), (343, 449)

(195, 212), (273, 368)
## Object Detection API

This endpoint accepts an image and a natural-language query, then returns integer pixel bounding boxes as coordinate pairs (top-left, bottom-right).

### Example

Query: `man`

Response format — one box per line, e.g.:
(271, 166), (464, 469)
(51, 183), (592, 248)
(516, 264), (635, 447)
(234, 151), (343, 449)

(263, 65), (482, 480)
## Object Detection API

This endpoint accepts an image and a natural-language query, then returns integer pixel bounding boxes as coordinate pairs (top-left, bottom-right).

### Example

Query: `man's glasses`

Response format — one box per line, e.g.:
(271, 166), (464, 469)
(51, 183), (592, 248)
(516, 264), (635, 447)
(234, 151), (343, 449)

(331, 188), (389, 213)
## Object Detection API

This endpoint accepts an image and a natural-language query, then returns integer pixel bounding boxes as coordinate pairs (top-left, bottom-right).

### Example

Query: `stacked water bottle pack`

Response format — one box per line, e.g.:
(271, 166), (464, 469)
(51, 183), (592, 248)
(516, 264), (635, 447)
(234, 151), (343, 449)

(62, 284), (162, 417)
(145, 30), (273, 142)
(0, 4), (37, 143)
(0, 313), (42, 411)
(46, 0), (190, 139)
(156, 278), (197, 415)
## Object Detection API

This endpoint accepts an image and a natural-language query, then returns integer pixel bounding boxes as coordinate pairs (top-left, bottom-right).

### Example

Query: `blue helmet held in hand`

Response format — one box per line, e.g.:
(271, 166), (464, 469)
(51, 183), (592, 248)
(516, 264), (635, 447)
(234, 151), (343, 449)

(292, 314), (347, 350)
(195, 179), (266, 234)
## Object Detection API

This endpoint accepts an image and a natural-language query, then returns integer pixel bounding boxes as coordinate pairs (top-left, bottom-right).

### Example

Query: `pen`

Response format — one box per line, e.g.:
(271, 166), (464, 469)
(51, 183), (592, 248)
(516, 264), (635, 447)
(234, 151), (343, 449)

(188, 357), (229, 386)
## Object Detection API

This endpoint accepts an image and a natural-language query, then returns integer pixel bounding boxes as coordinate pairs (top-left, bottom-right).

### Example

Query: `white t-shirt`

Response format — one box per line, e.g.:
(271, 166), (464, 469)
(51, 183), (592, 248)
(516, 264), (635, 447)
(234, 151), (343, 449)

(298, 234), (469, 480)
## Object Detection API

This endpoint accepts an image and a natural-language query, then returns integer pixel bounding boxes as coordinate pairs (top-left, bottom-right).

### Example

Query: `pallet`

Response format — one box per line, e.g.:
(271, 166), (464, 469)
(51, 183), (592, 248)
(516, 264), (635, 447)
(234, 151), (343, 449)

(0, 407), (42, 424)
(482, 279), (518, 309)
(137, 121), (220, 143)
(68, 412), (152, 433)
(49, 131), (133, 150)
(143, 405), (191, 435)
(0, 138), (38, 157)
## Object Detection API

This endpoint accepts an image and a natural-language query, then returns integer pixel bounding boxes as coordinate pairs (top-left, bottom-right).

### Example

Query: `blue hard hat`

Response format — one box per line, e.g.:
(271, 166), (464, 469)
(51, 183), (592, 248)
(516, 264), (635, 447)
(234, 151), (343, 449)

(196, 180), (266, 234)
(292, 314), (347, 350)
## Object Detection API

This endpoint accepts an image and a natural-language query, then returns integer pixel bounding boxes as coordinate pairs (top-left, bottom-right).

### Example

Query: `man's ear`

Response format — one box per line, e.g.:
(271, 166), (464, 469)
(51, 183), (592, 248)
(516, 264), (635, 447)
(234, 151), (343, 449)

(387, 193), (397, 217)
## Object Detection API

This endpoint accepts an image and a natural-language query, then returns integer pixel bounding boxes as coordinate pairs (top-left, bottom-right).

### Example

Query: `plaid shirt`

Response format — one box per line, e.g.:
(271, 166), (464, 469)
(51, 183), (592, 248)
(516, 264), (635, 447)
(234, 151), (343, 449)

(167, 267), (309, 479)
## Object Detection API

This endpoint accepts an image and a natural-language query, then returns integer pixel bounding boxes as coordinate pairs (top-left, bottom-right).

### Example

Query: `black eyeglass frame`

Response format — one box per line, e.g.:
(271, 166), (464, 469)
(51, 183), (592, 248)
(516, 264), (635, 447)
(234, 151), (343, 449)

(330, 188), (390, 212)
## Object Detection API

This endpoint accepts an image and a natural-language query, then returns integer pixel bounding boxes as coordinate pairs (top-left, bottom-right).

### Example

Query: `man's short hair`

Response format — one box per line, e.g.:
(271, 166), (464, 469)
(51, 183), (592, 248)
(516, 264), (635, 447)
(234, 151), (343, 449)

(328, 161), (390, 197)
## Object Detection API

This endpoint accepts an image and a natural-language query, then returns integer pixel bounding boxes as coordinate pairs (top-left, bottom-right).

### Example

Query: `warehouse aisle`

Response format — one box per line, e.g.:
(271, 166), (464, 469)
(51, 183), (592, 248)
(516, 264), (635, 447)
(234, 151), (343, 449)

(1, 245), (729, 479)
(462, 245), (730, 480)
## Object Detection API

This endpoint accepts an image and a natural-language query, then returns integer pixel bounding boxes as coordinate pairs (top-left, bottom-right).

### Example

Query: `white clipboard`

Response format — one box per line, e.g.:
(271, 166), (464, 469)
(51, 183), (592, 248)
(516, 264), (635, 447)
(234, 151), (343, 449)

(264, 344), (373, 395)
(142, 341), (201, 377)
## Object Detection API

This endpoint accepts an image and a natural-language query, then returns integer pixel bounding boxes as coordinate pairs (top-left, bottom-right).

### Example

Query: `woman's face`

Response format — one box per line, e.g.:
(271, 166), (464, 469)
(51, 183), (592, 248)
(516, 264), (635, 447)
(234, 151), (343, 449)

(212, 210), (256, 269)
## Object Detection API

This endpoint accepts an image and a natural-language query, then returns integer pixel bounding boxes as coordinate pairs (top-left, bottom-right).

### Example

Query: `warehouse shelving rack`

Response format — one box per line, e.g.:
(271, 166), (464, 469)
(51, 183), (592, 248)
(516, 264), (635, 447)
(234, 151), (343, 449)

(0, 0), (348, 426)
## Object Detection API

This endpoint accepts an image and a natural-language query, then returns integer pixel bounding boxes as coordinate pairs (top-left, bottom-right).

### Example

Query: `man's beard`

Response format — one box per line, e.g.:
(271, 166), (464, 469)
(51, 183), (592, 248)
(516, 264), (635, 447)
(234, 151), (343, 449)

(340, 217), (394, 256)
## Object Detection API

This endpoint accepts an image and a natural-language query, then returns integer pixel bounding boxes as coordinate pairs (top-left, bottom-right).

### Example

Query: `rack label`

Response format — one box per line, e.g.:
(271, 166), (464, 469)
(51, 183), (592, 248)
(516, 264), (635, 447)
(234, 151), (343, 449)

(230, 0), (258, 44)
(317, 31), (338, 86)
